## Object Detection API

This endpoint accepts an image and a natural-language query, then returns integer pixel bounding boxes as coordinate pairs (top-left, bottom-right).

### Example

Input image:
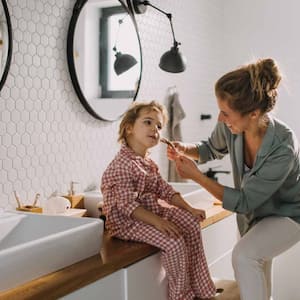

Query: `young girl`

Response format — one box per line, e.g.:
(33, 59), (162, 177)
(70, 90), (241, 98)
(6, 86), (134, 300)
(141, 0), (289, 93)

(101, 101), (216, 300)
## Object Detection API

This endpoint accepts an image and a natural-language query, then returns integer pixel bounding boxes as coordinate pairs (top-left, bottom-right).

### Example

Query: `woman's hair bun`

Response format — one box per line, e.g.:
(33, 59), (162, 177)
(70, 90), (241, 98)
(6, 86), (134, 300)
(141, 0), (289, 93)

(249, 58), (281, 112)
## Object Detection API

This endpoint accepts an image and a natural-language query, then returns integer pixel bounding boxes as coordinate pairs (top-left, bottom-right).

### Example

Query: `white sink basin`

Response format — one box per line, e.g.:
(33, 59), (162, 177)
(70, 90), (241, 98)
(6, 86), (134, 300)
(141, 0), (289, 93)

(84, 191), (103, 218)
(169, 182), (200, 195)
(183, 189), (217, 209)
(0, 211), (103, 291)
(169, 182), (217, 209)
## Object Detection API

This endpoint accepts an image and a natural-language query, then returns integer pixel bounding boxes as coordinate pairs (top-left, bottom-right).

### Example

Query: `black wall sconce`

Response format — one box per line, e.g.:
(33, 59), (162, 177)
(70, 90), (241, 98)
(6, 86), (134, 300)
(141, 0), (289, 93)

(128, 0), (186, 73)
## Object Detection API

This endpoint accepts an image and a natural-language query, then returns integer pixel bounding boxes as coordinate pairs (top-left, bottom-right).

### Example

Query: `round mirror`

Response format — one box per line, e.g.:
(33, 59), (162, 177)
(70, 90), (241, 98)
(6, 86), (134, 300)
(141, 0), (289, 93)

(67, 0), (142, 121)
(0, 0), (12, 92)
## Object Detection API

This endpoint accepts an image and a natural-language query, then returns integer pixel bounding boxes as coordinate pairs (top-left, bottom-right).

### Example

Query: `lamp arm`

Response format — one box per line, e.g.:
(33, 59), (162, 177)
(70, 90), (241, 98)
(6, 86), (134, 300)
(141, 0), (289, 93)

(141, 1), (179, 46)
(167, 15), (179, 47)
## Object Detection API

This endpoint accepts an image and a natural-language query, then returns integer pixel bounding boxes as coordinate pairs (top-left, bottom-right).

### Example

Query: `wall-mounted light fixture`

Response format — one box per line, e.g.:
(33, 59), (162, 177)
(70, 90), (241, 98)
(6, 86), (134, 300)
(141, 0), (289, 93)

(129, 0), (186, 73)
(113, 15), (138, 75)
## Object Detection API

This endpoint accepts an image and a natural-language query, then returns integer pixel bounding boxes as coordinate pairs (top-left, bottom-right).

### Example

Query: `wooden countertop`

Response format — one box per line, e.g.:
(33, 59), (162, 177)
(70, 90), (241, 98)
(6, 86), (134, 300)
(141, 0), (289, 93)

(0, 206), (232, 300)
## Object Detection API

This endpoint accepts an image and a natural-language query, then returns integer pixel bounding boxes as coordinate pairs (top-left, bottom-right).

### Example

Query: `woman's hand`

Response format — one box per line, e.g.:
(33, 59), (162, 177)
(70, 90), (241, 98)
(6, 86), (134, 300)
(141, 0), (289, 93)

(175, 155), (202, 181)
(166, 141), (186, 161)
(153, 218), (181, 238)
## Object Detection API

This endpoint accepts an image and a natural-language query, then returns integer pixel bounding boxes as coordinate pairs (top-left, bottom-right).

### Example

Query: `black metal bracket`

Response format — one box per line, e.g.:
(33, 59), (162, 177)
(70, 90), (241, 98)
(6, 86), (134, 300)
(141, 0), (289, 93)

(204, 168), (230, 181)
(200, 114), (212, 120)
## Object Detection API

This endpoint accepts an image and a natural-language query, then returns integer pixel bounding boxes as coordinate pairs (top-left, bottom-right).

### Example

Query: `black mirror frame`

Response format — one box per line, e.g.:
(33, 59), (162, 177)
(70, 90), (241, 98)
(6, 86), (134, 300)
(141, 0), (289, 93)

(0, 0), (13, 92)
(67, 0), (142, 122)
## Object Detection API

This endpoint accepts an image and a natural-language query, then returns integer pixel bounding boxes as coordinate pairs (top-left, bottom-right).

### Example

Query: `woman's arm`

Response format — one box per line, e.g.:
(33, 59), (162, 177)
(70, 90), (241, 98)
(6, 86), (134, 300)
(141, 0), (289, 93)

(168, 123), (229, 163)
(175, 155), (225, 201)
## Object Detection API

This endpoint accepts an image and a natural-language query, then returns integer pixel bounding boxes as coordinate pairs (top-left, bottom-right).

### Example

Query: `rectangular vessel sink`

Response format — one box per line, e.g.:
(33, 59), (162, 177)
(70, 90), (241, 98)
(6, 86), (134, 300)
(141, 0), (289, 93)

(183, 188), (217, 209)
(169, 182), (217, 208)
(169, 182), (200, 195)
(0, 211), (103, 291)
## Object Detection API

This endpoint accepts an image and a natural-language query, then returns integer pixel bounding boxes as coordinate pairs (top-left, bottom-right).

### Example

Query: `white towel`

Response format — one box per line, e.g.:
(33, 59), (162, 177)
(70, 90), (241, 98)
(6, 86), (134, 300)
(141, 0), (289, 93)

(166, 91), (186, 182)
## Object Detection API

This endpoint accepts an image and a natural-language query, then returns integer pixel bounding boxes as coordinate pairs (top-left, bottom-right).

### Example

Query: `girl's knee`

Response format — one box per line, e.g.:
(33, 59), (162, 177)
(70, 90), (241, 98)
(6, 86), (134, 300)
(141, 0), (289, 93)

(180, 209), (201, 230)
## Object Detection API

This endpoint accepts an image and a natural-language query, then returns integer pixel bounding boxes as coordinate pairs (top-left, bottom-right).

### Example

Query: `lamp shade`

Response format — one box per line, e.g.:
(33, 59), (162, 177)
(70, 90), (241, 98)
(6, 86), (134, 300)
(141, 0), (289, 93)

(159, 45), (186, 73)
(114, 51), (137, 75)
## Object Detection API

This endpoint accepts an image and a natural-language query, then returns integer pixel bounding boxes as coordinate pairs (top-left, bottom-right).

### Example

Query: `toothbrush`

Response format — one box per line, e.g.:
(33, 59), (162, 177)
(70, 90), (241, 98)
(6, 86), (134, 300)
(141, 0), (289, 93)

(13, 190), (22, 208)
(32, 193), (40, 207)
(160, 137), (176, 150)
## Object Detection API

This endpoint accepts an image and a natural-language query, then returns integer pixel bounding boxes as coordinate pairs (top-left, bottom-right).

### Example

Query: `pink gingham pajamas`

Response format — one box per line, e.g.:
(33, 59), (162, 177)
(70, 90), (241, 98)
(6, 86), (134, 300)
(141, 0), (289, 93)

(101, 145), (216, 300)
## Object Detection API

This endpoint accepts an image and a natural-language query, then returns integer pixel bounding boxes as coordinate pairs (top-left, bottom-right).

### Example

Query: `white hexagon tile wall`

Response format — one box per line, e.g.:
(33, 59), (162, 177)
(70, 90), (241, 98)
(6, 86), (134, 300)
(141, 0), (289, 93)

(0, 0), (224, 209)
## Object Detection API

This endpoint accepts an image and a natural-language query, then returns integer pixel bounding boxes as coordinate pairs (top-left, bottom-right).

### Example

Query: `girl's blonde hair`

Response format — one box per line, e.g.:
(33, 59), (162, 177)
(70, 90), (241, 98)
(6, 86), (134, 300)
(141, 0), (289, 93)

(118, 101), (168, 143)
(215, 58), (282, 115)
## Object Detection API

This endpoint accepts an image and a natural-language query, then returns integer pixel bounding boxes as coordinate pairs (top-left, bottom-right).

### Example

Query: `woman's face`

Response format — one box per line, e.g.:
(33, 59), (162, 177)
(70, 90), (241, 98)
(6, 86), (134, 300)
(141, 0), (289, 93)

(217, 98), (251, 134)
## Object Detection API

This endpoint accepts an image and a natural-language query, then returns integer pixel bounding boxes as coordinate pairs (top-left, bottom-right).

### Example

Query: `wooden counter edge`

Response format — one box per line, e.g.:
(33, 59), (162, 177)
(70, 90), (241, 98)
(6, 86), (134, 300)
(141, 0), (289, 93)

(0, 209), (233, 300)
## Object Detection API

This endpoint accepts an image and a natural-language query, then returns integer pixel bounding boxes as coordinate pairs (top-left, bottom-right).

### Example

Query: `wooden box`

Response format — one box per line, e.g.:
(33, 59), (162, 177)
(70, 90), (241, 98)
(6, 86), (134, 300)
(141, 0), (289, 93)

(63, 194), (84, 208)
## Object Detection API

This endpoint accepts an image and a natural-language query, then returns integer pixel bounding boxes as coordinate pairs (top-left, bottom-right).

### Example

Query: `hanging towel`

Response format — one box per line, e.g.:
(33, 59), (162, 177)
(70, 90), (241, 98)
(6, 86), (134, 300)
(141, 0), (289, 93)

(166, 90), (186, 182)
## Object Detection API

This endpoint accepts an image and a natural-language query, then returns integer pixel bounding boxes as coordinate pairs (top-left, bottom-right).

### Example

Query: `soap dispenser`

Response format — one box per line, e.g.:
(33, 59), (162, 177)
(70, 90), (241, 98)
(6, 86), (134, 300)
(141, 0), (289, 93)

(63, 181), (84, 208)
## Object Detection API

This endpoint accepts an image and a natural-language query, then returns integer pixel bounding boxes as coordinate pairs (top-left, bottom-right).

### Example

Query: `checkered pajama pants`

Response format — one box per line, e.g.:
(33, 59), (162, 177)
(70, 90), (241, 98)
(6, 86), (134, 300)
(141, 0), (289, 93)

(117, 207), (216, 300)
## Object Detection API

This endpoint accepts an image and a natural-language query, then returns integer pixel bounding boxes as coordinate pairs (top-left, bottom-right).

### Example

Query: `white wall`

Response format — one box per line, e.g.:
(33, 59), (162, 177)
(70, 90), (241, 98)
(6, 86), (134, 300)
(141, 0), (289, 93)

(1, 0), (300, 209)
(223, 0), (300, 138)
(0, 0), (224, 209)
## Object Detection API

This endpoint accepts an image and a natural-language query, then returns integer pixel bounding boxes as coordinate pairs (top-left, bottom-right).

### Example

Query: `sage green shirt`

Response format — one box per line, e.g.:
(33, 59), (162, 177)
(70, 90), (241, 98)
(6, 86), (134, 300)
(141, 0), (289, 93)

(196, 116), (300, 235)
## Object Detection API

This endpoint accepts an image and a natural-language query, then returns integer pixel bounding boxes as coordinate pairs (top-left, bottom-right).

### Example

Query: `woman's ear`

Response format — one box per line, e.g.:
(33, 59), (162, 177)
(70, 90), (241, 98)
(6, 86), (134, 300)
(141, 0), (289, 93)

(250, 109), (260, 120)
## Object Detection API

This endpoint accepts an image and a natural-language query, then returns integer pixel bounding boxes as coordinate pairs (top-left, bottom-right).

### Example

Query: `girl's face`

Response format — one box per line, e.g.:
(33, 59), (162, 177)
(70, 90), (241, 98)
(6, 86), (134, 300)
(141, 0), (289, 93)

(217, 98), (252, 134)
(126, 108), (164, 156)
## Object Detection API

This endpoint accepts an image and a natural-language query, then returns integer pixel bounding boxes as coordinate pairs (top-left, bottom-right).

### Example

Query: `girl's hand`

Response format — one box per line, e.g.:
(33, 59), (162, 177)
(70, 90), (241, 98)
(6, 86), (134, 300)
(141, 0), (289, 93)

(153, 218), (181, 238)
(175, 155), (201, 181)
(187, 207), (206, 221)
(171, 193), (206, 221)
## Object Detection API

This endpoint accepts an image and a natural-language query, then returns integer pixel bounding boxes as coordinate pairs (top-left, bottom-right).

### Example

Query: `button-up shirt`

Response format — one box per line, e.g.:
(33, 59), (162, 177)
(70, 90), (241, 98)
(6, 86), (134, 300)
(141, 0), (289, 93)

(196, 116), (300, 235)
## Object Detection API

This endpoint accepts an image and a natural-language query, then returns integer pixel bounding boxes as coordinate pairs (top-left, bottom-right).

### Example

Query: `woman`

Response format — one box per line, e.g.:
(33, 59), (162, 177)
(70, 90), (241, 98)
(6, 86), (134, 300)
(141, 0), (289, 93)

(168, 58), (300, 300)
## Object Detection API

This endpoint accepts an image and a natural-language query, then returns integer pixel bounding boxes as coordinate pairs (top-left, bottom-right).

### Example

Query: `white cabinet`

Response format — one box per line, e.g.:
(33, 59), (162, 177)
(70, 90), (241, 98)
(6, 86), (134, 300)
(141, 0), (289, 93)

(62, 270), (125, 300)
(203, 213), (238, 280)
(63, 214), (238, 300)
(62, 213), (300, 300)
(124, 253), (167, 300)
(124, 214), (237, 300)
